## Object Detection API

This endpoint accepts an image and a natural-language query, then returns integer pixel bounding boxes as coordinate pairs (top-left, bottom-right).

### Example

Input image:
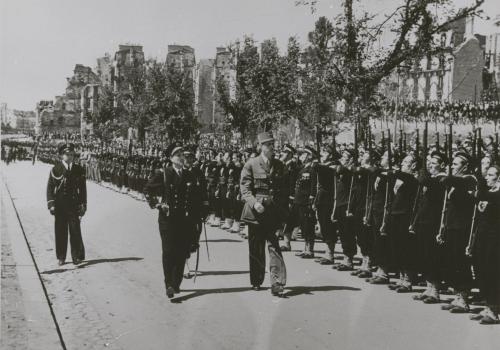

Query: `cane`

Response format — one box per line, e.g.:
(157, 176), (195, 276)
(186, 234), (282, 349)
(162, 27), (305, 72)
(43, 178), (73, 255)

(193, 247), (200, 283)
(203, 222), (210, 262)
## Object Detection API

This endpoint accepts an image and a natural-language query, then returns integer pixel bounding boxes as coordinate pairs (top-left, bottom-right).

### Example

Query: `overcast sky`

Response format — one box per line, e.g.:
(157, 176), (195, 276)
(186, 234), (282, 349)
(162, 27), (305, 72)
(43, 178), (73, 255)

(0, 0), (497, 110)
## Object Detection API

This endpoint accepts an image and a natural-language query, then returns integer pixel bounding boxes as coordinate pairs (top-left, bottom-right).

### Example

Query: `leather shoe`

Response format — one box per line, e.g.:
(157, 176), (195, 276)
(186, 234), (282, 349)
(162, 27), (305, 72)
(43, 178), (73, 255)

(58, 259), (65, 266)
(336, 264), (354, 271)
(413, 293), (428, 301)
(350, 269), (362, 276)
(369, 276), (389, 284)
(388, 283), (400, 290)
(479, 315), (499, 324)
(449, 306), (470, 313)
(301, 252), (315, 259)
(166, 286), (175, 299)
(73, 259), (83, 265)
(271, 283), (284, 297)
(252, 285), (261, 291)
(358, 271), (372, 278)
(174, 287), (180, 294)
(422, 296), (440, 304)
(280, 245), (291, 252)
(396, 286), (412, 293)
(441, 303), (455, 311)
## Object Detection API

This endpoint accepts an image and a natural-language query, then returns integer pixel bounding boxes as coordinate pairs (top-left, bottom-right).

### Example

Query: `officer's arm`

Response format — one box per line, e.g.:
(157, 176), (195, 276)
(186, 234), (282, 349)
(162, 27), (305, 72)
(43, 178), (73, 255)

(144, 169), (164, 209)
(240, 160), (257, 209)
(46, 170), (56, 210)
(80, 167), (87, 207)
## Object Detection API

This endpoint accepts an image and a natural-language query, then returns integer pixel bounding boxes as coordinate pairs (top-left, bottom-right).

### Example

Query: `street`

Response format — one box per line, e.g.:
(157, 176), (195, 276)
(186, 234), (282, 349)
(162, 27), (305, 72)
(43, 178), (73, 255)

(1, 161), (499, 350)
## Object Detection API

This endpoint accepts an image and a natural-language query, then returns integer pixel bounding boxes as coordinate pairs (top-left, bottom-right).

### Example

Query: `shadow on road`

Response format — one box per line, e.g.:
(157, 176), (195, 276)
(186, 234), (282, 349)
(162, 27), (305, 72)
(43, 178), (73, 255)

(170, 285), (360, 303)
(282, 285), (361, 297)
(197, 270), (249, 276)
(41, 257), (144, 274)
(200, 239), (243, 243)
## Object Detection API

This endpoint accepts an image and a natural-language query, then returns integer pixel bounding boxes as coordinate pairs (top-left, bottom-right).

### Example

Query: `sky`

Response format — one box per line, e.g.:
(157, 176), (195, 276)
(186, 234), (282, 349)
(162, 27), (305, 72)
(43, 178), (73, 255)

(0, 0), (497, 111)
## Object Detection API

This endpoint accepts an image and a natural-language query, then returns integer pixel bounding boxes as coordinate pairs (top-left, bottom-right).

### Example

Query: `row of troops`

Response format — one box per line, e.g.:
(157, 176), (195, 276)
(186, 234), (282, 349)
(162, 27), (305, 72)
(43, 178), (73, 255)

(37, 134), (499, 322)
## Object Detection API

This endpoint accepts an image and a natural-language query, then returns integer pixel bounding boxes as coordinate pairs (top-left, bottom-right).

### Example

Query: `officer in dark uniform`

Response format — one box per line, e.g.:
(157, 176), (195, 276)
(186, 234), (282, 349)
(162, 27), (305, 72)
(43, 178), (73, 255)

(294, 146), (318, 259)
(144, 143), (202, 298)
(313, 144), (339, 264)
(240, 132), (288, 296)
(279, 144), (300, 251)
(46, 143), (87, 266)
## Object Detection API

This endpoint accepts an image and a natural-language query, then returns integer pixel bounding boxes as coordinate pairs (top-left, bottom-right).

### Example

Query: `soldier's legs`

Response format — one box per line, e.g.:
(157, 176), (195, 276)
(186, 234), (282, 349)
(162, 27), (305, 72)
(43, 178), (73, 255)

(317, 203), (337, 261)
(67, 211), (85, 262)
(248, 224), (266, 287)
(54, 212), (69, 261)
(296, 205), (316, 257)
(336, 207), (357, 262)
(265, 227), (286, 287)
(159, 222), (176, 289)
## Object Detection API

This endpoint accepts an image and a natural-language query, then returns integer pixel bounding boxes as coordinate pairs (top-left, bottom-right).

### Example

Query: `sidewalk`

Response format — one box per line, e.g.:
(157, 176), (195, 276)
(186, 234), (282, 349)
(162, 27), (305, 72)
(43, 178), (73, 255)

(1, 179), (62, 350)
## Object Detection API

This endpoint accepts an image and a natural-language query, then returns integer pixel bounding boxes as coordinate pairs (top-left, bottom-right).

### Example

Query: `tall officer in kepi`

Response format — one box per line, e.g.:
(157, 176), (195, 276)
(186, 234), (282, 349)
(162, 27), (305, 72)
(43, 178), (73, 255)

(240, 132), (289, 296)
(144, 143), (202, 299)
(46, 143), (87, 266)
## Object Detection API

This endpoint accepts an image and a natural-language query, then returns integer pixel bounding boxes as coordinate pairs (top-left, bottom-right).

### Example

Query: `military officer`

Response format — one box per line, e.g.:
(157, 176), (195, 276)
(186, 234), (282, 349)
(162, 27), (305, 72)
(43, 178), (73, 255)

(144, 143), (202, 299)
(46, 143), (87, 266)
(279, 144), (300, 251)
(294, 146), (318, 259)
(240, 132), (288, 296)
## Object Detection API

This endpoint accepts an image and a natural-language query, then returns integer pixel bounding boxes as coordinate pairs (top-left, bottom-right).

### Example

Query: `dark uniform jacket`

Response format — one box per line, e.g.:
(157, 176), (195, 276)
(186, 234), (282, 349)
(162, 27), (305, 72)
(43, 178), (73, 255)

(46, 161), (87, 212)
(294, 162), (317, 206)
(240, 155), (289, 228)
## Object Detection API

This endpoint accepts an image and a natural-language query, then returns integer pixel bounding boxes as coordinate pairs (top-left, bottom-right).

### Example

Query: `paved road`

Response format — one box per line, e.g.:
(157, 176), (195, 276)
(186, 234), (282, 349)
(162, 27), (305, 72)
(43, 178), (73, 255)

(1, 161), (499, 350)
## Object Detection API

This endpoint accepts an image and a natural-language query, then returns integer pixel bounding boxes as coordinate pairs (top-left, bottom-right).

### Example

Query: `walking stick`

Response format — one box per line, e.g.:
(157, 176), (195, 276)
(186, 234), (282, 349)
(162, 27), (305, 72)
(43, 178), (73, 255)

(203, 222), (210, 262)
(194, 247), (200, 283)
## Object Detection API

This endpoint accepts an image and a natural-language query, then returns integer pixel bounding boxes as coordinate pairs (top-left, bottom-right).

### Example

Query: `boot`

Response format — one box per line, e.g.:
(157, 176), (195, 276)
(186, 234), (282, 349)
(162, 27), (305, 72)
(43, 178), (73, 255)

(207, 213), (215, 226)
(479, 306), (499, 324)
(212, 216), (221, 227)
(230, 220), (241, 233)
(337, 256), (354, 271)
(449, 292), (470, 313)
(301, 241), (315, 258)
(295, 241), (309, 257)
(280, 233), (292, 251)
(413, 281), (432, 301)
(422, 282), (441, 304)
(221, 218), (233, 230)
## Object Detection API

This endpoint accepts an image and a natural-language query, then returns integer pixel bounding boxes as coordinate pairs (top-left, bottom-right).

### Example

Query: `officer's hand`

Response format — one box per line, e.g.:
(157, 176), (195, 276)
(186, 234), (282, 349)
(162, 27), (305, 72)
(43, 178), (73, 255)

(254, 202), (265, 214)
(49, 207), (55, 216)
(465, 245), (472, 257)
(78, 204), (86, 217)
(330, 212), (337, 223)
(436, 233), (445, 245)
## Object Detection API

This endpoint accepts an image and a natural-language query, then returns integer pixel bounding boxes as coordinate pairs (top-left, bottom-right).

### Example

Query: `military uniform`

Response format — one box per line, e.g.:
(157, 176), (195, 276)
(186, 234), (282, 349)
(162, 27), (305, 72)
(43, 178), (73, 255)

(144, 145), (201, 298)
(240, 132), (288, 294)
(46, 144), (87, 265)
(294, 150), (317, 258)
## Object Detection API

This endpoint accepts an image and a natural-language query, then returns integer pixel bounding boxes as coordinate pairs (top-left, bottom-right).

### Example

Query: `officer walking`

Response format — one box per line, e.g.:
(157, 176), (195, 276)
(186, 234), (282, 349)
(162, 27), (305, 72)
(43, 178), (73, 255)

(46, 143), (87, 266)
(144, 143), (201, 299)
(240, 132), (288, 296)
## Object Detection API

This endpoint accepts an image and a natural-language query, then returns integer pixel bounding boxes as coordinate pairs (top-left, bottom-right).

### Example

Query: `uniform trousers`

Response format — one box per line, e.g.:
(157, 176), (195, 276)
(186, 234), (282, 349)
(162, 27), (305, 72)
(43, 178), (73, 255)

(443, 228), (472, 292)
(158, 212), (190, 290)
(475, 234), (500, 306)
(316, 200), (335, 245)
(54, 206), (85, 262)
(333, 205), (357, 258)
(298, 205), (316, 243)
(248, 223), (287, 287)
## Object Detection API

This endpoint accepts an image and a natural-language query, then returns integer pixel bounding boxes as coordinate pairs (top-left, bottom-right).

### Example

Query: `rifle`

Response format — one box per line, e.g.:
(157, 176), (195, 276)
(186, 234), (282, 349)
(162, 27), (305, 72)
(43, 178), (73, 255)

(330, 133), (338, 223)
(363, 123), (374, 226)
(346, 123), (358, 216)
(380, 129), (392, 236)
(437, 124), (453, 245)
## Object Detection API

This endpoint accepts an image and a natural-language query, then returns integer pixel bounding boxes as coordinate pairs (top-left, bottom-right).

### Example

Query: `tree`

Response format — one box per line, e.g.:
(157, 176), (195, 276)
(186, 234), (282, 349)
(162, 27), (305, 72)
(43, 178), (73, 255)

(216, 36), (259, 141)
(297, 0), (485, 134)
